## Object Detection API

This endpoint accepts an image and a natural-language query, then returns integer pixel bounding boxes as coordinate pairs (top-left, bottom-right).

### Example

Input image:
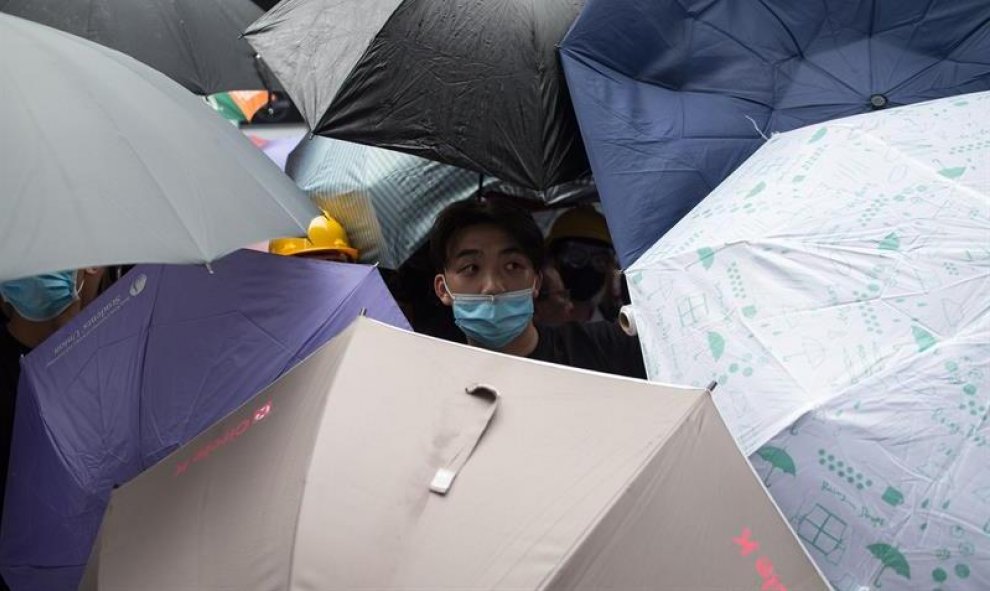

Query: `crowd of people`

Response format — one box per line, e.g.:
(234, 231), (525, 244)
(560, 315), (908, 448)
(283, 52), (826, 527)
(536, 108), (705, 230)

(419, 198), (643, 378)
(0, 196), (645, 423)
(0, 195), (643, 590)
(262, 196), (646, 379)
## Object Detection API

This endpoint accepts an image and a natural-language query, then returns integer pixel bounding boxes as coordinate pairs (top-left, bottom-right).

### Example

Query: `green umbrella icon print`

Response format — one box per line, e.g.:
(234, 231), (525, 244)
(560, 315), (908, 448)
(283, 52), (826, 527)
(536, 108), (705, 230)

(755, 446), (796, 487)
(867, 543), (910, 587)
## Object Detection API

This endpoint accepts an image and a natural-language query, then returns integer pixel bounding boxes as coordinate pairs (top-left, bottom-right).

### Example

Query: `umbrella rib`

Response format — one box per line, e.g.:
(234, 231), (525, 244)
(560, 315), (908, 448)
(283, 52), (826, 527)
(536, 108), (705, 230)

(135, 272), (166, 468)
(886, 0), (931, 78)
(673, 0), (771, 66)
(753, 0), (804, 56)
(251, 0), (403, 131)
(884, 14), (990, 97)
(1, 37), (79, 205)
(8, 27), (172, 273)
(792, 6), (865, 99)
(235, 162), (313, 246)
(205, 0), (263, 91)
(849, 124), (988, 204)
(172, 0), (211, 93)
(636, 231), (986, 452)
(527, 396), (710, 589)
(283, 327), (356, 591)
(278, 267), (374, 375)
(868, 0), (876, 93)
(530, 0), (547, 189)
(117, 148), (213, 263)
(863, 429), (956, 586)
(21, 18), (218, 262)
(84, 0), (99, 38)
(868, 0), (934, 92)
(560, 51), (777, 137)
(726, 245), (984, 453)
(736, 306), (911, 453)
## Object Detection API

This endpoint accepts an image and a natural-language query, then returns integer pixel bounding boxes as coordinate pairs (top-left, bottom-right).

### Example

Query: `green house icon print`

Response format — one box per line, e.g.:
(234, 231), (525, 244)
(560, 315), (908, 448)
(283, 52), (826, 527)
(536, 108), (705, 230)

(798, 504), (847, 565)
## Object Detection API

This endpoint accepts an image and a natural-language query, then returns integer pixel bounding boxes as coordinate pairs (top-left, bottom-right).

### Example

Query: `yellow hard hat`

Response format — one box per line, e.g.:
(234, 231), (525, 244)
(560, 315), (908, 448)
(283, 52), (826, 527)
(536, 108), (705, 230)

(546, 206), (612, 247)
(269, 215), (359, 261)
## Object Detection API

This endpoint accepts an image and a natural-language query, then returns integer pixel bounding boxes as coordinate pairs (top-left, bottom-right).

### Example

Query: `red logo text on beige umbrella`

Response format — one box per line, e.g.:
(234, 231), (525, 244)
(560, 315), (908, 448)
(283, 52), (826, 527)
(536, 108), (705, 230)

(173, 401), (273, 477)
(734, 527), (789, 591)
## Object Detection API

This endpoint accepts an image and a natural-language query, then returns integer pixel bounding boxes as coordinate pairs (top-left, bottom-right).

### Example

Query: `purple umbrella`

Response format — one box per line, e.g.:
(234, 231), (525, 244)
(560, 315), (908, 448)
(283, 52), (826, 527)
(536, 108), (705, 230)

(0, 250), (408, 590)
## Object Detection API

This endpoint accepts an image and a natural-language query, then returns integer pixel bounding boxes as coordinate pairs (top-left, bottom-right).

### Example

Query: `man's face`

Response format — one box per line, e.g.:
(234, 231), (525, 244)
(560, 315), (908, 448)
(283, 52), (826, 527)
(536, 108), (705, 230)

(434, 224), (540, 304)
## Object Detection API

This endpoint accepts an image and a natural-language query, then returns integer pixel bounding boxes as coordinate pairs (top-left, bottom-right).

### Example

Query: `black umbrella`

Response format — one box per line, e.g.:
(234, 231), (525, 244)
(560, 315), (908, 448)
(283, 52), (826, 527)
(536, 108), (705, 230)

(0, 0), (278, 94)
(244, 0), (589, 192)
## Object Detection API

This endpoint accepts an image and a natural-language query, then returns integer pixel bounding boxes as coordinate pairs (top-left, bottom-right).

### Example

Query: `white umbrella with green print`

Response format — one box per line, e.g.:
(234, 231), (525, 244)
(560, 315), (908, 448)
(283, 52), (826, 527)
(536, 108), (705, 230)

(625, 91), (989, 590)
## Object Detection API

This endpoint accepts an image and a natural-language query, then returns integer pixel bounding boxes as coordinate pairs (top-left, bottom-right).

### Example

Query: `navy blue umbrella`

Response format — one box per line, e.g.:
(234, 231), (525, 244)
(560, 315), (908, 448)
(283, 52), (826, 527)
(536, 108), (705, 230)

(561, 0), (990, 267)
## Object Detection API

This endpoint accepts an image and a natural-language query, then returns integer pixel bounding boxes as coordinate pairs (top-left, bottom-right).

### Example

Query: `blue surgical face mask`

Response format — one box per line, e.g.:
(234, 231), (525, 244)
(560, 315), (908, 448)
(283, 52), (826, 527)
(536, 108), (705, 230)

(444, 278), (535, 349)
(0, 271), (80, 322)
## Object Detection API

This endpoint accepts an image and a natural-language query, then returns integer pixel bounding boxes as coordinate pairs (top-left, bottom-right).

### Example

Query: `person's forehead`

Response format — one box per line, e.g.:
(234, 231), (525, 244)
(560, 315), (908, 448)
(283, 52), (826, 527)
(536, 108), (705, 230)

(447, 224), (523, 257)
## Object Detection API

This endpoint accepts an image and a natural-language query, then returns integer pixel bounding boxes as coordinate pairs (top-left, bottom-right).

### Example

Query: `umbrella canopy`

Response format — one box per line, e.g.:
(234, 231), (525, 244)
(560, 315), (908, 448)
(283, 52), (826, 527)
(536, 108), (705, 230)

(80, 317), (829, 591)
(0, 15), (316, 282)
(244, 0), (589, 191)
(625, 92), (989, 588)
(208, 91), (273, 123)
(0, 0), (278, 94)
(0, 250), (409, 591)
(560, 0), (990, 267)
(286, 135), (484, 268)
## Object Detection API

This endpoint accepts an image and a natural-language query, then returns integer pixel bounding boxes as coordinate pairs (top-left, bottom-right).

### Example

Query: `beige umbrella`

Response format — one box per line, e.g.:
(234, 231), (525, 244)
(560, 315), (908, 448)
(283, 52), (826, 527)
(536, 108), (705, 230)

(82, 318), (828, 590)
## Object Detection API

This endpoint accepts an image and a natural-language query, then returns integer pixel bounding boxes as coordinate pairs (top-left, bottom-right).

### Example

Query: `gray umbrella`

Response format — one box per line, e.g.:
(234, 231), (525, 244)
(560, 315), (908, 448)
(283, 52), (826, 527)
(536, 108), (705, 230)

(0, 0), (278, 94)
(0, 15), (316, 281)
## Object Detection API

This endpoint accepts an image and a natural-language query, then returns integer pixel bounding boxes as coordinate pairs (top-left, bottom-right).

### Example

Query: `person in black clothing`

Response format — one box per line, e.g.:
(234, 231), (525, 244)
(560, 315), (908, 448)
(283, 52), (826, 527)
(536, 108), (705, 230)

(546, 205), (623, 323)
(429, 199), (646, 379)
(0, 317), (30, 508)
(0, 271), (91, 591)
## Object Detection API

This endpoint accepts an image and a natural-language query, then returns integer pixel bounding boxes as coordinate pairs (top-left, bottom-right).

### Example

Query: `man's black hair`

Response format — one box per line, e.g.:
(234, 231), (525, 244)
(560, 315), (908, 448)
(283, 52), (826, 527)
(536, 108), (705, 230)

(429, 198), (545, 271)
